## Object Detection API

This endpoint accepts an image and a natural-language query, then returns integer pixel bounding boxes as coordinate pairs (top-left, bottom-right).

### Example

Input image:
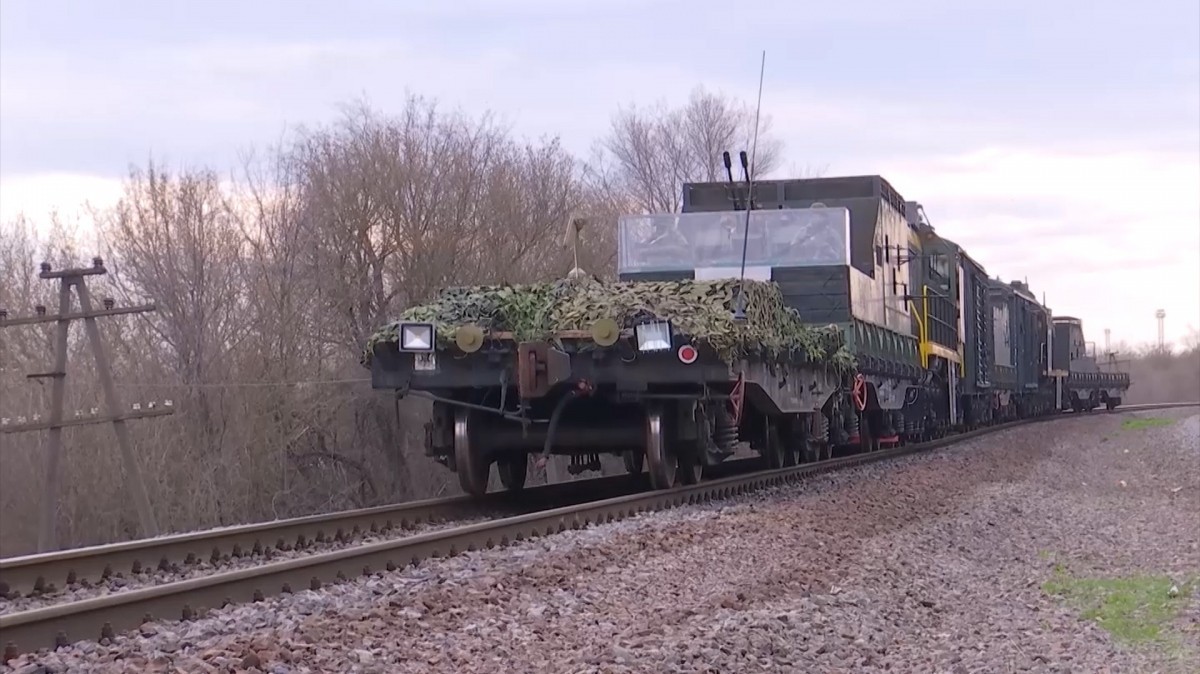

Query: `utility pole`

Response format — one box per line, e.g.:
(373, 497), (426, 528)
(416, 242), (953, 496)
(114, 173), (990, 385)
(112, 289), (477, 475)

(0, 257), (171, 552)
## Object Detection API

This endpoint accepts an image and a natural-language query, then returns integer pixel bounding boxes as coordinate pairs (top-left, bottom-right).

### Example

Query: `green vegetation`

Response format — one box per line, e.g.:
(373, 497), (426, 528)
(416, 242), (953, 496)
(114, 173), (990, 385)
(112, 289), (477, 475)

(1121, 417), (1175, 431)
(1043, 566), (1196, 654)
(365, 277), (854, 369)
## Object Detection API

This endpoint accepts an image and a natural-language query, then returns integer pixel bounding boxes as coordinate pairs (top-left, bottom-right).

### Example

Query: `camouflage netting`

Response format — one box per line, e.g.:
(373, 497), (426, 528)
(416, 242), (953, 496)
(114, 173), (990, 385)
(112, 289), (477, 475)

(364, 277), (854, 370)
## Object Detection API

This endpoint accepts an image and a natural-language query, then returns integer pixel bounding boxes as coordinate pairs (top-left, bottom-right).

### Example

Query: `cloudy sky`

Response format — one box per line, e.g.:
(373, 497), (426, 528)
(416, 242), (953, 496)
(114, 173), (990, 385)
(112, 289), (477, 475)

(2, 0), (1197, 348)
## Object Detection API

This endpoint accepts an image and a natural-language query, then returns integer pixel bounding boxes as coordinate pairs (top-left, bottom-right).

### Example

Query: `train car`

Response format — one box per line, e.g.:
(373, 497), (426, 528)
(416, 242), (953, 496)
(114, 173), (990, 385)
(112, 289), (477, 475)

(681, 176), (965, 447)
(901, 204), (965, 435)
(903, 210), (997, 429)
(985, 279), (1059, 419)
(954, 247), (996, 427)
(1052, 316), (1130, 411)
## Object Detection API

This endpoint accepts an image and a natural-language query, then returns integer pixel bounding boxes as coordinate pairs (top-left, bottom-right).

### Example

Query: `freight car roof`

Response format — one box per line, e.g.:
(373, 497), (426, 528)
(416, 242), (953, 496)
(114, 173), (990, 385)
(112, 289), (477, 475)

(989, 278), (1047, 310)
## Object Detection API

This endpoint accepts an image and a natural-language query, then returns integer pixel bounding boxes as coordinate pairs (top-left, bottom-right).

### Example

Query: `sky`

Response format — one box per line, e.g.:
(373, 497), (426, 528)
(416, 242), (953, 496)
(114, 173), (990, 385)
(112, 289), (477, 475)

(1, 0), (1197, 349)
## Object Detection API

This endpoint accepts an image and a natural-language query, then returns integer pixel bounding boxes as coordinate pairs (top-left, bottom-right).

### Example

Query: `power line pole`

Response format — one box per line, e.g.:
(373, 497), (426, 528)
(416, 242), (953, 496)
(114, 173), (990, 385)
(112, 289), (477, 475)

(0, 257), (171, 552)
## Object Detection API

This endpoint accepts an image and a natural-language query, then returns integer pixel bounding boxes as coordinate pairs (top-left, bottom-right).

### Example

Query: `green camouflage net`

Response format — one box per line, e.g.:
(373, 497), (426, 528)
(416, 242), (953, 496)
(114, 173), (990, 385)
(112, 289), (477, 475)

(365, 277), (854, 370)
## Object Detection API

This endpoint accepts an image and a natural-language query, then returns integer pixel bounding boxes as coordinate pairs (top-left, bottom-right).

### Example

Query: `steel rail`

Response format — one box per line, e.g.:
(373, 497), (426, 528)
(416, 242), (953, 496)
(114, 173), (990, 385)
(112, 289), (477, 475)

(0, 470), (654, 600)
(1, 402), (1195, 660)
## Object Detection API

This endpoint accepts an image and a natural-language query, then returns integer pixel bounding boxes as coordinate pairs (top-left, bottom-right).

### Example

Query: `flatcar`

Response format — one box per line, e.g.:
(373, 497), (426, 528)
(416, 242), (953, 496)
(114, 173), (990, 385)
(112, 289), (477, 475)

(1052, 316), (1130, 410)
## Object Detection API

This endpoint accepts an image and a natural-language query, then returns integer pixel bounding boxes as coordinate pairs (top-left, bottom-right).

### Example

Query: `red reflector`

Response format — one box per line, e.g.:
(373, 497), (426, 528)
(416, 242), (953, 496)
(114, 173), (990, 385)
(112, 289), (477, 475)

(678, 345), (698, 364)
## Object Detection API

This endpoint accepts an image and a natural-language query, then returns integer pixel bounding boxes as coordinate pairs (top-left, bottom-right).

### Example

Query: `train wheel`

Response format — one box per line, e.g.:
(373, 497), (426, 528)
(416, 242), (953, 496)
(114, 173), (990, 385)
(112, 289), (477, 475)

(454, 408), (491, 497)
(782, 419), (802, 467)
(622, 449), (644, 474)
(861, 411), (879, 453)
(677, 442), (703, 485)
(497, 453), (528, 492)
(763, 420), (787, 469)
(801, 439), (817, 463)
(644, 404), (678, 490)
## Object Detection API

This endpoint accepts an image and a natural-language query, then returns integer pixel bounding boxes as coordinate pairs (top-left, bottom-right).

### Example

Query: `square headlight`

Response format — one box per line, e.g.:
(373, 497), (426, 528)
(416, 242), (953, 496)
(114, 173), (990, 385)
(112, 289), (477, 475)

(399, 322), (435, 352)
(634, 321), (672, 352)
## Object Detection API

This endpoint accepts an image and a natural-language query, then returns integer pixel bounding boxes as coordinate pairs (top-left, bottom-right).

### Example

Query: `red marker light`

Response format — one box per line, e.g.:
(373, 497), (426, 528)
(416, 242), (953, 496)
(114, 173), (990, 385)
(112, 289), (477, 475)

(678, 344), (698, 364)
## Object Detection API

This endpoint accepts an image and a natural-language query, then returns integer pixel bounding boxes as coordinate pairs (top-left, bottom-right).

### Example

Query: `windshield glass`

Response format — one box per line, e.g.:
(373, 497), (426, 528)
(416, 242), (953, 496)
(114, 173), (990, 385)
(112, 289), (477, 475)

(617, 207), (851, 275)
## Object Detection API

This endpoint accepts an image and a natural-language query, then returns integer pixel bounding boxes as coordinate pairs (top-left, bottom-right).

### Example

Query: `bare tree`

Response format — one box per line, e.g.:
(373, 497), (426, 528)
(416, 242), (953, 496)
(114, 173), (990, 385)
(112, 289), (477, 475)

(280, 97), (603, 494)
(97, 165), (249, 442)
(595, 86), (786, 213)
(0, 86), (792, 556)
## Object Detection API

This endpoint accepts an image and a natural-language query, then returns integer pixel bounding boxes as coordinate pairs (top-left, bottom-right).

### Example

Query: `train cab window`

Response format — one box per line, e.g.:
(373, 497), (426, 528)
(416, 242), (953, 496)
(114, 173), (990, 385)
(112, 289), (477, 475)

(928, 253), (951, 280)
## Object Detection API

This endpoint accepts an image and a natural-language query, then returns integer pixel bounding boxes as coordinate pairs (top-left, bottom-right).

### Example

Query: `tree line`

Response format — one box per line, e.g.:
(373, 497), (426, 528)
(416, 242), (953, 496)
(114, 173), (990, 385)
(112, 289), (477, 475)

(0, 88), (778, 555)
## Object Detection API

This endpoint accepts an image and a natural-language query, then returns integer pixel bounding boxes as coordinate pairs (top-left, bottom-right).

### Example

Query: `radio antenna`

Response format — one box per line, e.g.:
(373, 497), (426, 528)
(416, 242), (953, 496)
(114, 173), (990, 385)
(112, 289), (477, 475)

(733, 49), (767, 322)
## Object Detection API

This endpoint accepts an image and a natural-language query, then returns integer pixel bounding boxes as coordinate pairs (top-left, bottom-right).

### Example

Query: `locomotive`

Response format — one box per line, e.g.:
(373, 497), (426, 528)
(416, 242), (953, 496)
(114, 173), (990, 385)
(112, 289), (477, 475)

(365, 172), (1131, 497)
(679, 174), (1129, 430)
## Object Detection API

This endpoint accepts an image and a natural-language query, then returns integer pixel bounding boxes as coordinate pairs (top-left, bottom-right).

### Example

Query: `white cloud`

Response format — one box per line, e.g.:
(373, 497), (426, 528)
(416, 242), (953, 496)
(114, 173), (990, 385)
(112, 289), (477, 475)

(0, 173), (125, 236)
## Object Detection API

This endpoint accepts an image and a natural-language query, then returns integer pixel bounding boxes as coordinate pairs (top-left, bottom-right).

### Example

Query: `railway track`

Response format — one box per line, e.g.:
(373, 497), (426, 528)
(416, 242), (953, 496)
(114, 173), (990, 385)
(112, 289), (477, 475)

(0, 468), (670, 603)
(1, 402), (1195, 661)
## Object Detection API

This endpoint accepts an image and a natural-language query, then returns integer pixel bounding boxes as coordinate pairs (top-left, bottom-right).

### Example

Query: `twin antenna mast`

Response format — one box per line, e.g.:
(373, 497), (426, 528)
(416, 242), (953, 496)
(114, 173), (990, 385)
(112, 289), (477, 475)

(723, 50), (767, 322)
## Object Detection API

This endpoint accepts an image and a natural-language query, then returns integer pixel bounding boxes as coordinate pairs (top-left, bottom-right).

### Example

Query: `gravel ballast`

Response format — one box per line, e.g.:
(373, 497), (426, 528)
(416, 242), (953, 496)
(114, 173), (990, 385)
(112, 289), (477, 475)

(4, 408), (1197, 673)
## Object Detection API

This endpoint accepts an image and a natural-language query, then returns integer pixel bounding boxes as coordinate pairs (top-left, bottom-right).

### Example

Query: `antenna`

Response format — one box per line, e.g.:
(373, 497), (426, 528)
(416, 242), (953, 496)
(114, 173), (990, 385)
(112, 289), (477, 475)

(732, 50), (767, 323)
(722, 151), (743, 210)
(738, 151), (755, 209)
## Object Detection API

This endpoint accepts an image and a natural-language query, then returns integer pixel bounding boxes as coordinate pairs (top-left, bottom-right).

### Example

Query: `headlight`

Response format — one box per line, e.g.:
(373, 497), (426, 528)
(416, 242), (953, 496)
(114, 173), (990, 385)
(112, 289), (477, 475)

(399, 322), (435, 352)
(634, 321), (672, 352)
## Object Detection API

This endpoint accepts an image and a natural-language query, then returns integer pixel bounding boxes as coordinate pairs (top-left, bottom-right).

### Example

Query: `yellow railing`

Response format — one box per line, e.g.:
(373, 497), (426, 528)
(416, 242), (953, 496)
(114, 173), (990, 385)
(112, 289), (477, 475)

(908, 286), (930, 369)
